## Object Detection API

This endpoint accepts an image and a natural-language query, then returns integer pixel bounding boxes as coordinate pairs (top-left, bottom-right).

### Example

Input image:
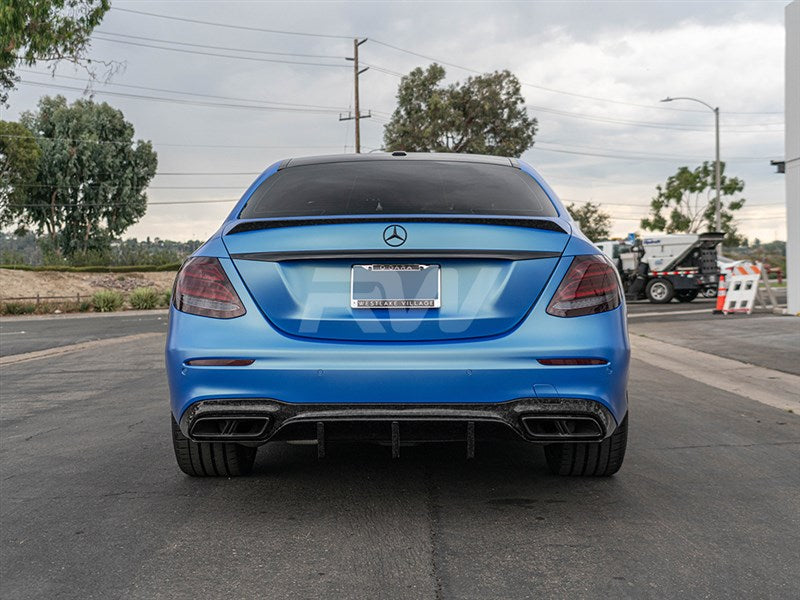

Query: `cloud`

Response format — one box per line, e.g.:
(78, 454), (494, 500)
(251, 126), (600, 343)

(4, 1), (787, 242)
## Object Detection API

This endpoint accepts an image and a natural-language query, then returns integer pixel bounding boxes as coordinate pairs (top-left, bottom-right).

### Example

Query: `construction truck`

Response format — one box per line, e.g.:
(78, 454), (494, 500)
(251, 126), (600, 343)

(596, 232), (724, 303)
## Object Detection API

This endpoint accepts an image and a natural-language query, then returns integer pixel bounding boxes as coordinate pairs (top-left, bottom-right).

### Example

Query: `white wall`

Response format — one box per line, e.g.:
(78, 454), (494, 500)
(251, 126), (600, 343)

(786, 1), (800, 314)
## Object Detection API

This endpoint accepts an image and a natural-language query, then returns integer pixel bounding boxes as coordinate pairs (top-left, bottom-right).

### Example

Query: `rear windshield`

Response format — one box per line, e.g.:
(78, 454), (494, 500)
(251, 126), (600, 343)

(239, 160), (558, 219)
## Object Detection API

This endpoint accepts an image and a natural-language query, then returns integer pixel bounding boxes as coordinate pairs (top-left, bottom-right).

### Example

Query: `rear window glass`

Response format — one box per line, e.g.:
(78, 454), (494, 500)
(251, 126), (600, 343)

(239, 160), (557, 219)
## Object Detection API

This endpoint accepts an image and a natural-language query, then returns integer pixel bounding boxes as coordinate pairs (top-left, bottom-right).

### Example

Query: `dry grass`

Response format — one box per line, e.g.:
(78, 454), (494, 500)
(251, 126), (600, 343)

(0, 268), (176, 301)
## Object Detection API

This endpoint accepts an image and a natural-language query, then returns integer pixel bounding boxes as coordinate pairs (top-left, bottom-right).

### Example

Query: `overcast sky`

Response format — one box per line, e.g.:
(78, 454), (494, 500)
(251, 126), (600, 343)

(3, 0), (790, 242)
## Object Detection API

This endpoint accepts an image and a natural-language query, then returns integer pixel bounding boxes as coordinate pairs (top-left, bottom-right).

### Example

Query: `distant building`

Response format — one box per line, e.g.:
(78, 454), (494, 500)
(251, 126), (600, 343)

(786, 1), (799, 314)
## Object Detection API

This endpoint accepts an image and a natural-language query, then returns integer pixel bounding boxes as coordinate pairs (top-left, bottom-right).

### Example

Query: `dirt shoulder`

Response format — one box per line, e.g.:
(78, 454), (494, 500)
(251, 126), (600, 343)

(1, 268), (177, 300)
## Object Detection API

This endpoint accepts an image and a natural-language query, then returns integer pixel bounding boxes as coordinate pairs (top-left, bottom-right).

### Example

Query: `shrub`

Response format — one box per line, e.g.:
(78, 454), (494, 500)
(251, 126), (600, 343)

(1, 302), (37, 315)
(160, 289), (172, 307)
(92, 290), (124, 312)
(129, 287), (160, 310)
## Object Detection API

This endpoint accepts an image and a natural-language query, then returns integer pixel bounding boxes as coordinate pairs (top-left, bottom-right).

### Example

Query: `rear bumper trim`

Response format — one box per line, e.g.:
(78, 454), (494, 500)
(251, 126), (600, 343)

(178, 397), (618, 445)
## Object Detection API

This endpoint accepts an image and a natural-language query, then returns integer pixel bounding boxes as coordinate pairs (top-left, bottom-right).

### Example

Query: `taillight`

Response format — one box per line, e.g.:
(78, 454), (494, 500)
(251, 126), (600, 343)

(546, 255), (621, 318)
(173, 257), (246, 319)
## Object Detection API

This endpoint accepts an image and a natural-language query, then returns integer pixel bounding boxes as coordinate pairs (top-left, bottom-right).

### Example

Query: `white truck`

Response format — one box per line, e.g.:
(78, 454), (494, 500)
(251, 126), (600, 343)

(596, 233), (724, 303)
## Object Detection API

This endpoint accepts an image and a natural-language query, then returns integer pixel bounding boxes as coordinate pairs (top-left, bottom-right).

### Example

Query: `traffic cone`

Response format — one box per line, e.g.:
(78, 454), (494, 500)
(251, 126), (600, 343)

(713, 274), (727, 314)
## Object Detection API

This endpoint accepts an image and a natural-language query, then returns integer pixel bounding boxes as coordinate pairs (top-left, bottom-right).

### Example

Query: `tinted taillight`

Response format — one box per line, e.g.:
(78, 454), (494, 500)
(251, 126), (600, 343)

(546, 255), (621, 318)
(173, 257), (246, 319)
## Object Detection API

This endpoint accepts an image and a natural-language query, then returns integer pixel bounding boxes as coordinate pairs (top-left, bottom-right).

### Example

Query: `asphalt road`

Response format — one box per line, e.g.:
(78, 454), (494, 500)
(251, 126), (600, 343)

(0, 311), (168, 357)
(1, 307), (799, 599)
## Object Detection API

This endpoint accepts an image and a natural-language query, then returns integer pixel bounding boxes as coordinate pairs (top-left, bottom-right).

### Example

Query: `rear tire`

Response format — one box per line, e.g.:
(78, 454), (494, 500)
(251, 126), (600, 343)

(544, 414), (628, 476)
(171, 415), (257, 477)
(646, 278), (674, 303)
(676, 289), (699, 303)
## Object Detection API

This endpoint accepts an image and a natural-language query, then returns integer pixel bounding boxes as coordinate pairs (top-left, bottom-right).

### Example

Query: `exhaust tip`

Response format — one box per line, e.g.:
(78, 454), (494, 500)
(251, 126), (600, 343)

(521, 415), (602, 440)
(190, 416), (270, 441)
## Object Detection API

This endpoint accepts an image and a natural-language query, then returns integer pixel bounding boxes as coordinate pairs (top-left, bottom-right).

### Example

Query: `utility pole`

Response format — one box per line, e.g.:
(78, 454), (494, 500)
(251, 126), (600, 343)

(340, 38), (371, 153)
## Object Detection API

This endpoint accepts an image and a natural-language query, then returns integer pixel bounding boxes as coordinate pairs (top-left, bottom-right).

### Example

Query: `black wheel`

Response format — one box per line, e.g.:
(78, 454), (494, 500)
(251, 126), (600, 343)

(645, 278), (674, 303)
(676, 289), (699, 303)
(171, 415), (257, 477)
(544, 414), (628, 476)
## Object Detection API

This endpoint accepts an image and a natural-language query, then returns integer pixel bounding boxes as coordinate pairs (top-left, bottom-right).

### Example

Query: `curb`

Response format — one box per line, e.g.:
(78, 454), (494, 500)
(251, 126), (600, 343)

(0, 309), (169, 323)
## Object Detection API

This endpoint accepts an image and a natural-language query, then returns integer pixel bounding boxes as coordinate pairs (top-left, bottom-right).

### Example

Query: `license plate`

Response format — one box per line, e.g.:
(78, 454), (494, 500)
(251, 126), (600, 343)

(350, 264), (441, 309)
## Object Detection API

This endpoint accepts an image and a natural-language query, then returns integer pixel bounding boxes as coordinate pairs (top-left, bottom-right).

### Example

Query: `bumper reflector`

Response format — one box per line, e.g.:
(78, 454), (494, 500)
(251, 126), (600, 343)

(537, 358), (608, 366)
(185, 359), (255, 367)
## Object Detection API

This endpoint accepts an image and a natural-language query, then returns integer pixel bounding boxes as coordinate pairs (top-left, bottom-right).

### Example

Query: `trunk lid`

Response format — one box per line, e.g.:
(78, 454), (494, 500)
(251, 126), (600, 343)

(223, 218), (569, 341)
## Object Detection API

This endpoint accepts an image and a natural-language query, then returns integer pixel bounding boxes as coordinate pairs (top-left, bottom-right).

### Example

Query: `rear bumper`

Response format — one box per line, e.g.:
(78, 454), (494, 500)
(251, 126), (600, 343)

(179, 397), (620, 446)
(166, 254), (631, 427)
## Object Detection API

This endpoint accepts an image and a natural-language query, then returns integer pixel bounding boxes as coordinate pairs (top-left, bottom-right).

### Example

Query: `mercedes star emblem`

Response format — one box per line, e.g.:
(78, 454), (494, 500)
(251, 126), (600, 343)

(383, 225), (407, 247)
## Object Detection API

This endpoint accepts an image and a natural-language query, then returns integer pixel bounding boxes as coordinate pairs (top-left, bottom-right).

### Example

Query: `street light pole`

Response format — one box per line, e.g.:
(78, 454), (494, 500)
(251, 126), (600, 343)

(714, 106), (721, 231)
(661, 96), (722, 234)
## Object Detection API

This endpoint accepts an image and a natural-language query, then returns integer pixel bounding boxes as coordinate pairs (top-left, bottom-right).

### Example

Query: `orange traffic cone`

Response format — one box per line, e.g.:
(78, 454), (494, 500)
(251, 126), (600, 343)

(713, 274), (727, 314)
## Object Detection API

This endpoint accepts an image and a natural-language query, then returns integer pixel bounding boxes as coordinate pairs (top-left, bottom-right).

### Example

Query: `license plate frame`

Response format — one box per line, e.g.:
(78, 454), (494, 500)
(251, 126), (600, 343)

(350, 264), (441, 309)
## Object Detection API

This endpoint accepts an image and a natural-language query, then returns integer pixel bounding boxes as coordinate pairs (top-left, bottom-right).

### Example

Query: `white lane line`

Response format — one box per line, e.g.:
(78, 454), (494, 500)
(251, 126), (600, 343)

(628, 308), (711, 318)
(0, 332), (164, 366)
(630, 334), (800, 413)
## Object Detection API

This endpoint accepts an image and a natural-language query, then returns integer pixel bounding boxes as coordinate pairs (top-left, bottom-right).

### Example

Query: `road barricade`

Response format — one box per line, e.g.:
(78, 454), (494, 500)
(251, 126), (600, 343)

(722, 264), (761, 314)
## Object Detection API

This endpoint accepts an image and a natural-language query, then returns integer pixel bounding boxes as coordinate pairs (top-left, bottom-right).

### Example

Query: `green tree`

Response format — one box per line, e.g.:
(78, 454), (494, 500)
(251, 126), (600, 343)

(0, 120), (41, 227)
(1, 0), (111, 105)
(640, 161), (746, 246)
(383, 64), (537, 157)
(566, 201), (612, 241)
(13, 95), (157, 259)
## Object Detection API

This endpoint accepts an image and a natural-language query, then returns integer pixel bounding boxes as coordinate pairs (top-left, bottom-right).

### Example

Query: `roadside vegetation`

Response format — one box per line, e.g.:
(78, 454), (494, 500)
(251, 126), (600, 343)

(0, 232), (199, 269)
(1, 285), (173, 316)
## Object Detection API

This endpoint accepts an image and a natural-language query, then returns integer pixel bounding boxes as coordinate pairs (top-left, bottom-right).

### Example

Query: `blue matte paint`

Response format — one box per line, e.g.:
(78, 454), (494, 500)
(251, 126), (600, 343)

(233, 255), (561, 341)
(166, 157), (629, 427)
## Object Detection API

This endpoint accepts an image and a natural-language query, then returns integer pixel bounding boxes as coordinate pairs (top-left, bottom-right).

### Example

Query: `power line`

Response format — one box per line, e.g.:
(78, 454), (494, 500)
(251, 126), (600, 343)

(17, 80), (345, 114)
(111, 6), (353, 40)
(562, 198), (784, 208)
(536, 140), (775, 161)
(2, 129), (780, 165)
(95, 30), (347, 60)
(11, 199), (239, 207)
(91, 35), (350, 68)
(19, 69), (349, 111)
(108, 6), (782, 118)
(0, 133), (351, 150)
(526, 104), (782, 133)
(533, 145), (776, 162)
(0, 133), (363, 152)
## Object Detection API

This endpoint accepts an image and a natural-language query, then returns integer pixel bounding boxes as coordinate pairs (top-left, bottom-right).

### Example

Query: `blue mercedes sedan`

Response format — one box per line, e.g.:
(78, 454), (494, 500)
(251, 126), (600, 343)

(166, 152), (629, 477)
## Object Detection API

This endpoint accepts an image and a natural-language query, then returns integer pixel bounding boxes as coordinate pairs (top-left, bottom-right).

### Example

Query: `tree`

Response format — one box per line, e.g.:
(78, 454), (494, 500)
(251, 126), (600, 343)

(0, 120), (41, 227)
(640, 161), (746, 246)
(383, 64), (537, 157)
(566, 202), (612, 241)
(1, 1), (111, 105)
(12, 95), (157, 258)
